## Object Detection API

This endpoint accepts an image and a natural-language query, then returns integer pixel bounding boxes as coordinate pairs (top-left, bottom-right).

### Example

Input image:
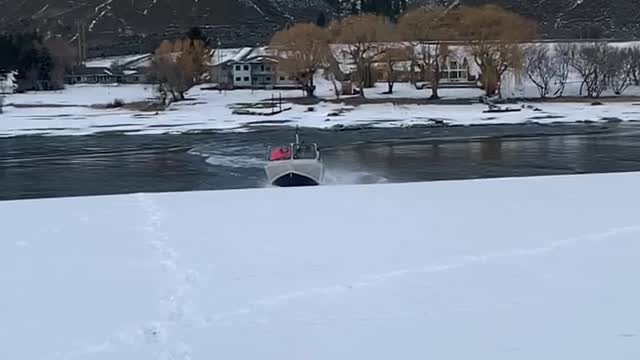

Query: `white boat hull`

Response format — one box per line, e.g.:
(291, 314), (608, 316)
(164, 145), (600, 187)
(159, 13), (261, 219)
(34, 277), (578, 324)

(265, 159), (324, 187)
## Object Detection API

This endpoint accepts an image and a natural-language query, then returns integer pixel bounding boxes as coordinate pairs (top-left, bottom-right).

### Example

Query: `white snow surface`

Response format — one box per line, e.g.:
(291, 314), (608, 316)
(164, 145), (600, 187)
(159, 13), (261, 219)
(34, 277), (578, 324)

(1, 80), (640, 137)
(4, 84), (155, 106)
(2, 173), (640, 359)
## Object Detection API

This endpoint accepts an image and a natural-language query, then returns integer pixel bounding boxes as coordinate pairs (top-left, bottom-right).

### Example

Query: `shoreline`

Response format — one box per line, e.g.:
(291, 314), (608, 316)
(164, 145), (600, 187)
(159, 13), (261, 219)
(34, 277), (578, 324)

(2, 84), (640, 137)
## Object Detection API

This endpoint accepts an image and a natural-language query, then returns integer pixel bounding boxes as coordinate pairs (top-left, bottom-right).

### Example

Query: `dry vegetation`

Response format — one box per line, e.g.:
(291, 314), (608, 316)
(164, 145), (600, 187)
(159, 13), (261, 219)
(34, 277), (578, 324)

(147, 38), (210, 104)
(270, 23), (330, 97)
(329, 14), (394, 97)
(142, 4), (640, 102)
(268, 4), (539, 99)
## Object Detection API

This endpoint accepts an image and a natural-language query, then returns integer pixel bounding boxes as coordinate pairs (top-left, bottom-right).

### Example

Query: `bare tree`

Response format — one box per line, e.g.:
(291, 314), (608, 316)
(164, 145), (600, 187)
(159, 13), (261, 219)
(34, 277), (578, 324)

(456, 5), (537, 97)
(44, 36), (75, 90)
(148, 39), (209, 103)
(398, 6), (455, 99)
(271, 23), (330, 97)
(330, 14), (393, 97)
(553, 43), (574, 96)
(177, 39), (209, 87)
(606, 48), (634, 95)
(524, 45), (557, 98)
(571, 42), (610, 98)
(147, 40), (174, 104)
(378, 47), (408, 94)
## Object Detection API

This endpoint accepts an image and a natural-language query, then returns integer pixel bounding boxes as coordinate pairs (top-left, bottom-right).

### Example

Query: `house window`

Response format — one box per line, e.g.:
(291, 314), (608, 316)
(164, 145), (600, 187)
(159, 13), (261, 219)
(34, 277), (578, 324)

(289, 76), (296, 80)
(244, 77), (249, 81)
(235, 65), (241, 71)
(265, 65), (271, 71)
(260, 65), (265, 71)
(266, 76), (271, 82)
(235, 77), (241, 81)
(252, 76), (257, 82)
(279, 76), (285, 81)
(243, 65), (249, 71)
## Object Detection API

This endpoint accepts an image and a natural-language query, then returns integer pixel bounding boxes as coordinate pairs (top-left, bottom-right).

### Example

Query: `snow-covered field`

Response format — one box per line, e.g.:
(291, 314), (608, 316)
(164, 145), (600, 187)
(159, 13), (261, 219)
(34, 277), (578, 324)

(4, 84), (155, 106)
(2, 173), (640, 359)
(2, 81), (640, 137)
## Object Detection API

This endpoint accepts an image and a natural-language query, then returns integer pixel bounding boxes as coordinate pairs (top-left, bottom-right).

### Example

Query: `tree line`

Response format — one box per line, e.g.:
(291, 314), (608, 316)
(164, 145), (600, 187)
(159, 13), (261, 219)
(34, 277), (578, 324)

(525, 43), (640, 98)
(146, 27), (211, 104)
(272, 4), (640, 99)
(0, 32), (74, 92)
(272, 4), (538, 98)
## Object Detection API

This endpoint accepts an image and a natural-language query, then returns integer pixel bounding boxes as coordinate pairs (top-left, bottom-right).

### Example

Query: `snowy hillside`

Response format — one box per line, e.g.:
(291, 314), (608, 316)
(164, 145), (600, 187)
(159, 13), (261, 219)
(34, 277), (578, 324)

(462, 0), (640, 38)
(2, 173), (640, 359)
(1, 0), (639, 56)
(0, 0), (335, 56)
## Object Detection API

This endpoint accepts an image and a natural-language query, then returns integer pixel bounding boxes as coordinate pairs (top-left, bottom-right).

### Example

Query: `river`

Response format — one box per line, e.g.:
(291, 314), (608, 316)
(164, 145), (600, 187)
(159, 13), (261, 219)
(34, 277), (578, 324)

(1, 122), (640, 201)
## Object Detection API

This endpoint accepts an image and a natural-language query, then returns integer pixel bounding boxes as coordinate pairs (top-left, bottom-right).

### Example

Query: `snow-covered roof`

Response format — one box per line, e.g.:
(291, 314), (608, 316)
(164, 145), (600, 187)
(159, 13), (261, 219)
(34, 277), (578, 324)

(84, 54), (151, 69)
(208, 48), (243, 66)
(209, 47), (280, 66)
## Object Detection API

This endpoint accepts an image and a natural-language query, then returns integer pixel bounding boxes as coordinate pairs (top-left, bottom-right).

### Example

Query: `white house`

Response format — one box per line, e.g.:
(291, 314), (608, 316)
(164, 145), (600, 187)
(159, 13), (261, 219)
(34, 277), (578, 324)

(209, 47), (298, 89)
(329, 43), (479, 87)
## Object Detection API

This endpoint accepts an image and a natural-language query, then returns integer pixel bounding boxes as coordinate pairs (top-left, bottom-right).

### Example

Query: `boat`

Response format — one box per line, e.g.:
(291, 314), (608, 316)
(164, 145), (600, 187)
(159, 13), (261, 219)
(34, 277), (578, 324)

(264, 129), (324, 187)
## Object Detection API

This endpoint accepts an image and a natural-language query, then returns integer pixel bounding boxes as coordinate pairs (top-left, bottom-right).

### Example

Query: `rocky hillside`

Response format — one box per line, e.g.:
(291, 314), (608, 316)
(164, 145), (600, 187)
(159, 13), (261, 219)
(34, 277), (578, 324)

(0, 0), (336, 56)
(462, 0), (640, 39)
(0, 0), (638, 57)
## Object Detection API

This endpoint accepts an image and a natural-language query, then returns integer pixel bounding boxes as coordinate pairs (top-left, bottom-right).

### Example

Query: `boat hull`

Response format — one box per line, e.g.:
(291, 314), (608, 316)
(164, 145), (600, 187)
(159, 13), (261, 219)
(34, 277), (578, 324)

(272, 172), (320, 187)
(265, 159), (324, 187)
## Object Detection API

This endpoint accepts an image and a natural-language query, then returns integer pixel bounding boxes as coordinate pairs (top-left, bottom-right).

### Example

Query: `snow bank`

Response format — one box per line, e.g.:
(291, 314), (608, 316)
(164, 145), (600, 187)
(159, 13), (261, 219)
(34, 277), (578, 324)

(1, 80), (640, 137)
(2, 173), (640, 360)
(4, 84), (155, 106)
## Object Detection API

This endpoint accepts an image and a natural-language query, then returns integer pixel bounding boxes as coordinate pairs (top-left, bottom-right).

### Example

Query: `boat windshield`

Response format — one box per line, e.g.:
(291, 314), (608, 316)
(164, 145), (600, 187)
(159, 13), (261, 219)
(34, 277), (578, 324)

(293, 144), (318, 160)
(269, 145), (292, 161)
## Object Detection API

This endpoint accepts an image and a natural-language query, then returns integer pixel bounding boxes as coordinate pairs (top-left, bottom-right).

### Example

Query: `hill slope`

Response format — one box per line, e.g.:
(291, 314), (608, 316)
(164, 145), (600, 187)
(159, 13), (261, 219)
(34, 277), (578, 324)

(0, 0), (335, 56)
(0, 0), (638, 56)
(461, 0), (640, 39)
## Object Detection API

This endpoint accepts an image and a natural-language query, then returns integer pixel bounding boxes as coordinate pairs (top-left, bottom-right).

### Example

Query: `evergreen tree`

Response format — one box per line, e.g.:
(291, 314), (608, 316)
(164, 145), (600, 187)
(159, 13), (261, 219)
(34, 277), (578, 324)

(354, 0), (405, 19)
(0, 32), (55, 91)
(316, 12), (327, 27)
(186, 26), (210, 47)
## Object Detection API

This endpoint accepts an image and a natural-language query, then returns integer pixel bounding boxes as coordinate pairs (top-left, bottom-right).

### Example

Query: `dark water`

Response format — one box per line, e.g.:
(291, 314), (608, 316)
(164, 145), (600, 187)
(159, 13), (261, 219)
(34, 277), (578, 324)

(2, 123), (640, 201)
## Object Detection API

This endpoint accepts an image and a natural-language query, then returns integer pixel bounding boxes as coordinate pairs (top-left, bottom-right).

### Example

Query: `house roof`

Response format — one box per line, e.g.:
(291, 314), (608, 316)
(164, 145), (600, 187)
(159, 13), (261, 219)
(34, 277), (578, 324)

(209, 46), (283, 66)
(84, 54), (151, 69)
(208, 47), (256, 66)
(67, 67), (116, 76)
